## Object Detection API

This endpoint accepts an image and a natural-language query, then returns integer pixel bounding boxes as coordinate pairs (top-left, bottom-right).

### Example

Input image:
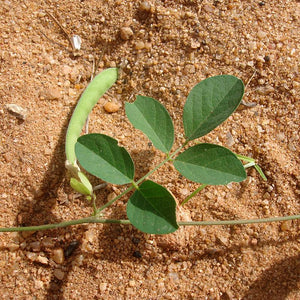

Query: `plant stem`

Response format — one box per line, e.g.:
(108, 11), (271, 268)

(0, 216), (131, 232)
(236, 154), (255, 162)
(92, 143), (188, 217)
(0, 215), (299, 233)
(91, 194), (97, 216)
(181, 184), (207, 205)
(95, 185), (134, 215)
(179, 214), (300, 226)
(136, 142), (188, 185)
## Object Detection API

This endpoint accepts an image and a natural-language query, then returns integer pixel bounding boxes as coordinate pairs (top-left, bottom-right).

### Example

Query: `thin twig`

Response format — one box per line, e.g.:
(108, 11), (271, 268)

(39, 29), (68, 50)
(241, 68), (257, 107)
(45, 10), (75, 51)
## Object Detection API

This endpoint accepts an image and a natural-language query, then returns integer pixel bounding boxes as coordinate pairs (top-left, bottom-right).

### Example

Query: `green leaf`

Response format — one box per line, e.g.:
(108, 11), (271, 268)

(127, 180), (178, 234)
(75, 133), (134, 185)
(70, 171), (93, 196)
(174, 143), (246, 185)
(125, 95), (174, 153)
(183, 75), (244, 141)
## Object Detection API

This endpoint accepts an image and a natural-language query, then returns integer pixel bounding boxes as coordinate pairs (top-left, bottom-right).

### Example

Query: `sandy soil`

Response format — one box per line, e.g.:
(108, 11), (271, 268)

(0, 0), (299, 299)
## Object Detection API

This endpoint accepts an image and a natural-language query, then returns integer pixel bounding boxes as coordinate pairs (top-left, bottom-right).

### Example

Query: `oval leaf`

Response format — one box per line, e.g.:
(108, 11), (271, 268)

(183, 75), (244, 141)
(125, 96), (174, 153)
(75, 133), (134, 185)
(127, 180), (178, 234)
(174, 143), (246, 185)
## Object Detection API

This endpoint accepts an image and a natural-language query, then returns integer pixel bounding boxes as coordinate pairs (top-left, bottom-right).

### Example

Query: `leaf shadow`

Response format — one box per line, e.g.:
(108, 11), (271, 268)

(242, 254), (300, 300)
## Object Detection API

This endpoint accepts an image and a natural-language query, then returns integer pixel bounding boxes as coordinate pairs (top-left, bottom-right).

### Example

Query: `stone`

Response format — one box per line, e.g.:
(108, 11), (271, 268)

(103, 102), (120, 113)
(5, 104), (28, 120)
(139, 1), (151, 12)
(40, 87), (61, 100)
(52, 248), (64, 264)
(53, 269), (65, 280)
(120, 27), (133, 40)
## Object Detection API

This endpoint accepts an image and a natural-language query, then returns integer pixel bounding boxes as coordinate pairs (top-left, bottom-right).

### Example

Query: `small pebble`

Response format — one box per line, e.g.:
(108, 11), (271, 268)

(120, 27), (133, 40)
(133, 250), (142, 258)
(288, 142), (296, 152)
(131, 237), (140, 245)
(257, 30), (267, 40)
(99, 282), (107, 292)
(139, 1), (151, 12)
(30, 241), (41, 252)
(64, 241), (79, 258)
(6, 243), (19, 251)
(129, 280), (136, 287)
(280, 221), (292, 231)
(226, 131), (235, 147)
(52, 248), (64, 264)
(21, 231), (35, 239)
(6, 104), (28, 120)
(256, 85), (274, 95)
(40, 87), (61, 100)
(103, 102), (120, 113)
(135, 41), (145, 50)
(53, 269), (65, 280)
(36, 255), (49, 265)
(34, 279), (44, 289)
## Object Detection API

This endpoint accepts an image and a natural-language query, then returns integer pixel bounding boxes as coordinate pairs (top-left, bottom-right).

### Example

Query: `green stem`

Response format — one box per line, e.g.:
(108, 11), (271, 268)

(181, 184), (207, 205)
(0, 215), (299, 233)
(95, 185), (134, 215)
(136, 142), (188, 185)
(179, 214), (300, 226)
(236, 154), (255, 163)
(254, 164), (267, 181)
(93, 142), (188, 217)
(91, 194), (97, 216)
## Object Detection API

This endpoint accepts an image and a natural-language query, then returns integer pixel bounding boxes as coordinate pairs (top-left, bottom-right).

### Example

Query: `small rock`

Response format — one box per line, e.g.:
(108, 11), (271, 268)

(64, 241), (79, 258)
(103, 102), (120, 113)
(168, 272), (179, 281)
(139, 1), (151, 12)
(52, 248), (64, 264)
(6, 243), (19, 251)
(280, 220), (292, 231)
(6, 104), (27, 120)
(183, 64), (195, 74)
(42, 237), (55, 248)
(21, 231), (35, 239)
(40, 87), (61, 100)
(34, 279), (44, 289)
(256, 85), (274, 95)
(29, 241), (41, 252)
(53, 269), (65, 280)
(36, 255), (49, 265)
(288, 142), (296, 152)
(131, 237), (140, 245)
(191, 39), (201, 49)
(226, 131), (235, 147)
(62, 65), (72, 76)
(135, 41), (145, 50)
(99, 282), (107, 292)
(128, 280), (136, 287)
(217, 235), (229, 246)
(133, 250), (142, 258)
(120, 27), (133, 40)
(257, 30), (267, 40)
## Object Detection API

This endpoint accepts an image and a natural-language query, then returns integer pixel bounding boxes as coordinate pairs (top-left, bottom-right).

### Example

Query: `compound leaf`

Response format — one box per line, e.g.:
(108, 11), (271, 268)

(174, 143), (246, 185)
(184, 75), (244, 141)
(127, 180), (178, 234)
(125, 96), (174, 153)
(75, 133), (134, 185)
